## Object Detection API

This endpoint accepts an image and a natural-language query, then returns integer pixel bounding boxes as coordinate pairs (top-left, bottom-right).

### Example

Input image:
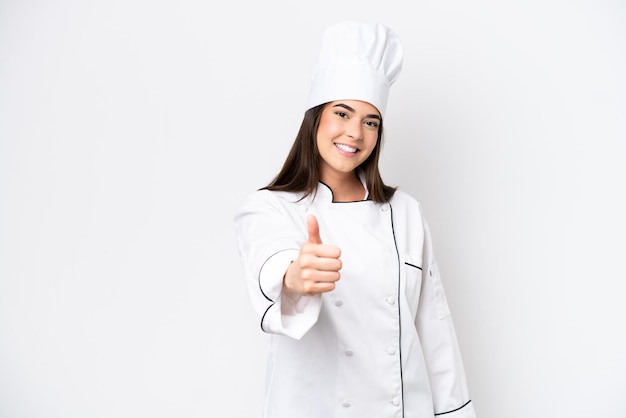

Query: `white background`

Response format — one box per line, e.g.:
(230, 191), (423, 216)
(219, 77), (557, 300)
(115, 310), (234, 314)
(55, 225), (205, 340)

(1, 1), (625, 417)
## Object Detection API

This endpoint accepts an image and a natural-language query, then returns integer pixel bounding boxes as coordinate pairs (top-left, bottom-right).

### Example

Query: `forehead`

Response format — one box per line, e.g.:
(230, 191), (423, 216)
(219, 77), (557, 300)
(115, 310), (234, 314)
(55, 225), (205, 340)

(327, 100), (381, 117)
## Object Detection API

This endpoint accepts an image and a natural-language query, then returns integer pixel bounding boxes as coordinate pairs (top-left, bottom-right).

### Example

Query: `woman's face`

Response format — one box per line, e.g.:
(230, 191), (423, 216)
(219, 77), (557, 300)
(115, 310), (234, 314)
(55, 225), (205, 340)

(316, 100), (380, 182)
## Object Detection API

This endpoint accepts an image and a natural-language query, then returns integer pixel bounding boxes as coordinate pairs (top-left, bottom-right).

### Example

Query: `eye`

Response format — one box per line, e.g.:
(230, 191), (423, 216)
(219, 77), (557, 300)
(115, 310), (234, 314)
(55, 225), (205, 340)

(364, 120), (379, 128)
(335, 111), (349, 118)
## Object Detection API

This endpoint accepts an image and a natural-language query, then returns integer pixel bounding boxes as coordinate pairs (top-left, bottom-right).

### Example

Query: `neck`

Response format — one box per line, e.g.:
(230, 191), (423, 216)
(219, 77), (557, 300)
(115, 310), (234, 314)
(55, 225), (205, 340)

(321, 171), (365, 202)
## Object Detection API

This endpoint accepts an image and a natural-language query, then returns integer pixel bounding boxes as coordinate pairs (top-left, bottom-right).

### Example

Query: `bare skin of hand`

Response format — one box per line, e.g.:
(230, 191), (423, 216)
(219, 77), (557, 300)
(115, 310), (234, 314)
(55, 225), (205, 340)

(283, 214), (342, 295)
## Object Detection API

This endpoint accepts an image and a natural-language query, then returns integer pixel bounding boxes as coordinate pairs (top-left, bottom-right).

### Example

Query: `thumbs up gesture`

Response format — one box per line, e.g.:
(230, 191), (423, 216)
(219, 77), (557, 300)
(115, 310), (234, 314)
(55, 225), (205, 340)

(283, 215), (342, 295)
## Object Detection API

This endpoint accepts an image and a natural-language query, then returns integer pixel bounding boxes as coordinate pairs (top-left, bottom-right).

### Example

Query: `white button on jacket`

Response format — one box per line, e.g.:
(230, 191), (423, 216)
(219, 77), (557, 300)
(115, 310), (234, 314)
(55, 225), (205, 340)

(234, 182), (476, 418)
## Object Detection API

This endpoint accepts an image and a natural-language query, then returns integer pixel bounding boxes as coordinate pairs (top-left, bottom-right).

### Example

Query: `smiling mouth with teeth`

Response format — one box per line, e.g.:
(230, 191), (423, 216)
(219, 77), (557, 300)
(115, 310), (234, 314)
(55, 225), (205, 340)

(335, 143), (358, 153)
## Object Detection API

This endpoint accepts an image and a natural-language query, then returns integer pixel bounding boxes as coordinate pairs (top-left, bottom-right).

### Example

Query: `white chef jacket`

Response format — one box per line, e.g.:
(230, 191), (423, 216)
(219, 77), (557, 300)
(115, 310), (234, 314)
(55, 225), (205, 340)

(234, 181), (476, 418)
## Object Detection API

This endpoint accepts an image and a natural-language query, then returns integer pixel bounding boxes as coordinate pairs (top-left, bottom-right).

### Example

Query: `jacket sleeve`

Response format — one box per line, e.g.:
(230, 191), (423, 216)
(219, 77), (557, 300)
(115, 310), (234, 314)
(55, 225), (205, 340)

(415, 218), (477, 418)
(233, 191), (322, 340)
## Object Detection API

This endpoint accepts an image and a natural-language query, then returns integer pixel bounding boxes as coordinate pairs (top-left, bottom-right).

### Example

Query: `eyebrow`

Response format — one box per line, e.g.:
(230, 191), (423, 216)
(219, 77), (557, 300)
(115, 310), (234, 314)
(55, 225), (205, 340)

(332, 103), (381, 120)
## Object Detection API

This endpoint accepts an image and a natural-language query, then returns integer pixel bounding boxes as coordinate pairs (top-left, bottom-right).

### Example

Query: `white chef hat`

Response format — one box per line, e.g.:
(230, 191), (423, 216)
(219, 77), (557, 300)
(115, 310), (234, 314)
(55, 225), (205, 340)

(305, 20), (403, 116)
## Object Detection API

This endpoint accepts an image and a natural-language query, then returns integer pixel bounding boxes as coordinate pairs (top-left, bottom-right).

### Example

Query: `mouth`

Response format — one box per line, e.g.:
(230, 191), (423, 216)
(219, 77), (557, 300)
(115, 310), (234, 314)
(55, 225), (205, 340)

(334, 143), (359, 154)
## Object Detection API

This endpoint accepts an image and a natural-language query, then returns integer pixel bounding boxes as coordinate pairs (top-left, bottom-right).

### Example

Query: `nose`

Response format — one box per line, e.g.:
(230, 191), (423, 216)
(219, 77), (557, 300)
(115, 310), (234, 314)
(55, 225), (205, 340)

(346, 120), (363, 140)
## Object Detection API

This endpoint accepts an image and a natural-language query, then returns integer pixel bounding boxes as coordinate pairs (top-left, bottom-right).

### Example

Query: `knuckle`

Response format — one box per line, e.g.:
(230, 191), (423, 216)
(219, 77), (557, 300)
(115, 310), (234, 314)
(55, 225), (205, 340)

(299, 255), (312, 267)
(302, 282), (315, 294)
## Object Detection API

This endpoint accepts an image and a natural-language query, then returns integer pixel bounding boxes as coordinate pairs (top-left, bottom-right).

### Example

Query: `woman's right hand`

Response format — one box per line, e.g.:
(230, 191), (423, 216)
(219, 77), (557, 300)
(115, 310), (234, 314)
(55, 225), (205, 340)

(283, 214), (342, 295)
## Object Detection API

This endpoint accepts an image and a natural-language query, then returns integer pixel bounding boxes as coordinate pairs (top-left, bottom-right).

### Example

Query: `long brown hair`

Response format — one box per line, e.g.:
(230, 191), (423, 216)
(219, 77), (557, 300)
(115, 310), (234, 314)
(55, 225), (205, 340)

(262, 103), (397, 202)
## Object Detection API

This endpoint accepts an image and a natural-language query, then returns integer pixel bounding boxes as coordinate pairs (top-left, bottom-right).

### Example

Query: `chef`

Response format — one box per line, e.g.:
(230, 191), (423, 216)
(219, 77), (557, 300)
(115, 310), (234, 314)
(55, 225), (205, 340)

(234, 20), (476, 418)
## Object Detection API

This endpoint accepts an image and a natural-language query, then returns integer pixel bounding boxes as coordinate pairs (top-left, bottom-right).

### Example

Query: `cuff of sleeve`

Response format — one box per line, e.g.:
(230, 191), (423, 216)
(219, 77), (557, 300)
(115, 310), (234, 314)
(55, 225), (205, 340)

(259, 249), (299, 301)
(436, 401), (476, 418)
(259, 249), (322, 339)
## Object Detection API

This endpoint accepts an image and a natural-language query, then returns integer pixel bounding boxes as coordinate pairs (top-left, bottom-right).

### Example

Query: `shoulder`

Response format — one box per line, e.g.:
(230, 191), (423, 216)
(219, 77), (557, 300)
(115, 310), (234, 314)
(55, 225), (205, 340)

(389, 188), (423, 213)
(243, 188), (306, 207)
(388, 189), (429, 231)
(234, 189), (307, 218)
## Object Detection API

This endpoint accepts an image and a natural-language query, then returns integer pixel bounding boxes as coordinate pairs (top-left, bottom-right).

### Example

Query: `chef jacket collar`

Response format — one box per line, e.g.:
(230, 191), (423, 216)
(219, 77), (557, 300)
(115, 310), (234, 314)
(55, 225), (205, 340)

(312, 170), (370, 205)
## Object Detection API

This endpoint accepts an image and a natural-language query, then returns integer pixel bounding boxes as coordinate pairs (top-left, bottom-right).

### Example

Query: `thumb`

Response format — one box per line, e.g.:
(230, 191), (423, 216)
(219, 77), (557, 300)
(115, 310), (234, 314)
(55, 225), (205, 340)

(306, 214), (322, 244)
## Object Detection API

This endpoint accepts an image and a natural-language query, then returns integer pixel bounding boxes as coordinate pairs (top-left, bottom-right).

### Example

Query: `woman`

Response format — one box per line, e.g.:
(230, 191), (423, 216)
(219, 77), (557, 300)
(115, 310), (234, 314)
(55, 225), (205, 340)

(234, 20), (476, 418)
